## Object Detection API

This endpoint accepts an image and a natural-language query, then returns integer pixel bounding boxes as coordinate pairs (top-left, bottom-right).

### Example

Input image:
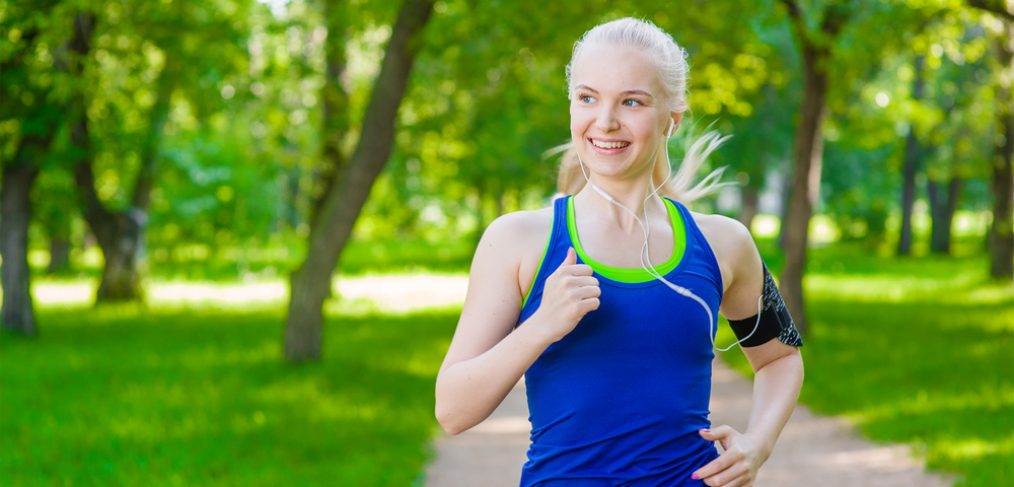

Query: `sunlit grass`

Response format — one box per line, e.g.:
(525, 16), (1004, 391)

(717, 243), (1014, 486)
(9, 222), (1011, 485)
(0, 297), (459, 485)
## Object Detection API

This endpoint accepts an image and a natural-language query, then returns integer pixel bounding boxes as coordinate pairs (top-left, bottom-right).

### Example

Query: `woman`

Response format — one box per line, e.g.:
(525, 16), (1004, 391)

(435, 17), (804, 487)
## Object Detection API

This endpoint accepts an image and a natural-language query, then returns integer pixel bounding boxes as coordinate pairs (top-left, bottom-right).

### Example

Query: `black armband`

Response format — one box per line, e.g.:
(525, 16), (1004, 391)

(727, 263), (803, 348)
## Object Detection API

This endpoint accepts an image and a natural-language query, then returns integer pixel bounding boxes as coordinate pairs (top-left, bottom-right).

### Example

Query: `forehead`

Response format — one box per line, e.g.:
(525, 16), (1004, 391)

(570, 43), (664, 95)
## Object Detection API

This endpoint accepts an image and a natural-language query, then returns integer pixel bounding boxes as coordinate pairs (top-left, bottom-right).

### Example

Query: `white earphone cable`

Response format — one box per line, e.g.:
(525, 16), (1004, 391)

(575, 123), (761, 351)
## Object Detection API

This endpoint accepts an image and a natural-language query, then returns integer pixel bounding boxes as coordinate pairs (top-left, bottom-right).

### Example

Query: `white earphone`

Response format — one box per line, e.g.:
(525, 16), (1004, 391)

(575, 118), (761, 351)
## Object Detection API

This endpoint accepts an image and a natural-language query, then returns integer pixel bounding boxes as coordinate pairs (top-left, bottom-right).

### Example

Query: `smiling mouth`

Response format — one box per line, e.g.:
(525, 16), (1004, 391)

(590, 138), (631, 150)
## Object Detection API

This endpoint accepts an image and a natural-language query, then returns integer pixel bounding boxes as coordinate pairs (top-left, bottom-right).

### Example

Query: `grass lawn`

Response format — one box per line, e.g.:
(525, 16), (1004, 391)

(717, 242), (1014, 487)
(5, 231), (1011, 486)
(0, 297), (459, 486)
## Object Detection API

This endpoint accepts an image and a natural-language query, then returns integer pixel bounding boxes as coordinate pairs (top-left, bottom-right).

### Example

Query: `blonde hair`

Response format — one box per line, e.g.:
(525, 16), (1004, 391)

(554, 17), (731, 203)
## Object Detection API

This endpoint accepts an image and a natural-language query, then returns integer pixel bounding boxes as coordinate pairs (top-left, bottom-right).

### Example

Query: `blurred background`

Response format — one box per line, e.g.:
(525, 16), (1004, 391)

(1, 0), (1011, 485)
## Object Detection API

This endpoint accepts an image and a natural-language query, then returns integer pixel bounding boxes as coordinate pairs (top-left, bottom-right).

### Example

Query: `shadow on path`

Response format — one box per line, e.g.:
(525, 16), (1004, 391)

(425, 359), (956, 487)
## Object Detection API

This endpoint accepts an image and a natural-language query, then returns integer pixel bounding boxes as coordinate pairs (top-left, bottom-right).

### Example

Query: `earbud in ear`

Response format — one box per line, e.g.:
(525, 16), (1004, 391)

(666, 119), (675, 138)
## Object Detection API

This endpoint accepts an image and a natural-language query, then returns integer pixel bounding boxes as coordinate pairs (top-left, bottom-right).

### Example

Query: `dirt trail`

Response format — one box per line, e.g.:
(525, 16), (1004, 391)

(338, 273), (955, 486)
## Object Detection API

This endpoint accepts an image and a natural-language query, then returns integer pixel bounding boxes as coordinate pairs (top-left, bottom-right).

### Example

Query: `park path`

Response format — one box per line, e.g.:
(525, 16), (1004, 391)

(339, 274), (957, 487)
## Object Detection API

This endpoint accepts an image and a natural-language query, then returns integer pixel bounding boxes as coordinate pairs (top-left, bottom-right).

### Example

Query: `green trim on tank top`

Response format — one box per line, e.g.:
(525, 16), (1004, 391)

(567, 195), (686, 283)
(520, 223), (553, 310)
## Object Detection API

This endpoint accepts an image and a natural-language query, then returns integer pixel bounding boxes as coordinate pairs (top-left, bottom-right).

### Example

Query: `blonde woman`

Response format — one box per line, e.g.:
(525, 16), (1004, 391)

(436, 18), (804, 487)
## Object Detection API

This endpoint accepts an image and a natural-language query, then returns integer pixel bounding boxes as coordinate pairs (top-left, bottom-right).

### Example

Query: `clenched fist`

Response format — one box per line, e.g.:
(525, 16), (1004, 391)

(532, 247), (601, 342)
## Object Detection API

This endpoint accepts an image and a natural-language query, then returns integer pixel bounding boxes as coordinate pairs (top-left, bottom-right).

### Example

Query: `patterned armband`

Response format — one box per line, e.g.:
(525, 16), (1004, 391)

(727, 263), (803, 348)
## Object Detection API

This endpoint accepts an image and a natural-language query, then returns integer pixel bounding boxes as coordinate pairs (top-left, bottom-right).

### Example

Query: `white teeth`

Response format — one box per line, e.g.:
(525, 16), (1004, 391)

(591, 139), (630, 149)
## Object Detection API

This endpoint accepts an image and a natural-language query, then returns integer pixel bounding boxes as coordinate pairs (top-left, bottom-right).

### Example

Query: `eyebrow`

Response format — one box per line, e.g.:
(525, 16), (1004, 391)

(575, 84), (654, 98)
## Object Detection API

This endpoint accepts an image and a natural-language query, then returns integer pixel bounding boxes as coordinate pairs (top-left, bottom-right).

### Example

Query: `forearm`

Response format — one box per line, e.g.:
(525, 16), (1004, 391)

(435, 315), (554, 435)
(744, 350), (804, 460)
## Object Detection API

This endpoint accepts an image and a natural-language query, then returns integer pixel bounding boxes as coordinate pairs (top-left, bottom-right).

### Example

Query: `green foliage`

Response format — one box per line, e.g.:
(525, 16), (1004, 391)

(0, 300), (458, 486)
(7, 0), (1008, 273)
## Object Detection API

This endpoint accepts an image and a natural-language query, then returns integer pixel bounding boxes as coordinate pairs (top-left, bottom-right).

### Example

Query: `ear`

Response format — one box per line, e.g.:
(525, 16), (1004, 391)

(671, 112), (683, 130)
(666, 112), (683, 137)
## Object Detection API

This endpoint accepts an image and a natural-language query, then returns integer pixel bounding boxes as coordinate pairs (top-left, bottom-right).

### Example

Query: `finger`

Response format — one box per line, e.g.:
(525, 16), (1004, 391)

(563, 275), (600, 288)
(580, 297), (600, 312)
(574, 285), (601, 299)
(692, 449), (737, 482)
(569, 263), (594, 276)
(704, 462), (749, 487)
(699, 425), (736, 441)
(567, 276), (600, 288)
(727, 476), (751, 487)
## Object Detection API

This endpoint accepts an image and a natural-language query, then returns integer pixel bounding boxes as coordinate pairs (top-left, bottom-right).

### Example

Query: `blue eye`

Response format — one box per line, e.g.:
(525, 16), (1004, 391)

(623, 99), (643, 107)
(578, 95), (596, 104)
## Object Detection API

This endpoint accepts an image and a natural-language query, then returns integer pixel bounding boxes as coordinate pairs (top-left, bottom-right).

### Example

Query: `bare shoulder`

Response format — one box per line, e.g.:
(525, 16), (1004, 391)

(481, 204), (555, 298)
(485, 205), (554, 258)
(688, 210), (757, 291)
(492, 203), (555, 290)
(440, 204), (555, 374)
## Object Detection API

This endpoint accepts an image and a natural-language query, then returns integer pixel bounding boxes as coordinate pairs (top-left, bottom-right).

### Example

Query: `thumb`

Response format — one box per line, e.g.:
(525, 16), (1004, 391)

(699, 425), (734, 441)
(561, 247), (576, 267)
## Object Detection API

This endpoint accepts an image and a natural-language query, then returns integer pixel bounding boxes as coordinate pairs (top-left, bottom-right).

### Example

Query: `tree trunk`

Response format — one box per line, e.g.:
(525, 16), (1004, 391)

(47, 236), (71, 274)
(898, 55), (926, 256)
(780, 40), (827, 336)
(310, 0), (350, 229)
(0, 11), (87, 334)
(1, 164), (40, 336)
(927, 176), (961, 254)
(777, 169), (791, 249)
(284, 0), (436, 362)
(989, 19), (1013, 279)
(738, 185), (759, 232)
(72, 21), (173, 303)
(777, 0), (849, 336)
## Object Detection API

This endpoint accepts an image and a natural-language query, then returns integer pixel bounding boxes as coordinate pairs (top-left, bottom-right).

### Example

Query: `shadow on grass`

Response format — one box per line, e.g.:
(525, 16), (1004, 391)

(717, 247), (1013, 486)
(800, 295), (1013, 486)
(0, 303), (460, 486)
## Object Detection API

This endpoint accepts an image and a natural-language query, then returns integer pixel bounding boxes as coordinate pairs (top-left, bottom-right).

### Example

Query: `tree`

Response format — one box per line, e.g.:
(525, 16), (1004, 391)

(284, 0), (436, 361)
(898, 55), (927, 256)
(1, 5), (95, 335)
(966, 0), (1013, 279)
(775, 0), (854, 334)
(68, 0), (251, 301)
(988, 16), (1012, 278)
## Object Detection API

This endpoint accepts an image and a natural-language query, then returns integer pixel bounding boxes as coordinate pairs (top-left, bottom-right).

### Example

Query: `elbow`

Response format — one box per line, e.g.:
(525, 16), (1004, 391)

(434, 382), (467, 435)
(435, 402), (466, 436)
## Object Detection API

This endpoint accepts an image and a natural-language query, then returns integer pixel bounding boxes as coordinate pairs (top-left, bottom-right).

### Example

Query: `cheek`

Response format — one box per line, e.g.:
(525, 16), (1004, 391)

(569, 106), (590, 134)
(632, 117), (662, 140)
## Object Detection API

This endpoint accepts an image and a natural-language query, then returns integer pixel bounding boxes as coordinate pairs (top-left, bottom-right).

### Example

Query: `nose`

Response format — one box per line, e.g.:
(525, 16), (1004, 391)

(593, 105), (620, 132)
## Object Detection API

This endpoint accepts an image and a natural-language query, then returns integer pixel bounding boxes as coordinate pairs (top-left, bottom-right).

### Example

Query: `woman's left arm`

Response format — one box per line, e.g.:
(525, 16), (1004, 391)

(692, 217), (804, 487)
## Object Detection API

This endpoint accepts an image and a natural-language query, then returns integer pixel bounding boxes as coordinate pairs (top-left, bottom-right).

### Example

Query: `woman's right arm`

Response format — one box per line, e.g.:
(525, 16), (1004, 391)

(435, 213), (599, 435)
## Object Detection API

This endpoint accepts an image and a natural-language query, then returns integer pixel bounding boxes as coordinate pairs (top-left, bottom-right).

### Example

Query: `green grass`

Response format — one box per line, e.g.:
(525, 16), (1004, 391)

(8, 229), (1013, 485)
(716, 242), (1014, 487)
(0, 299), (459, 486)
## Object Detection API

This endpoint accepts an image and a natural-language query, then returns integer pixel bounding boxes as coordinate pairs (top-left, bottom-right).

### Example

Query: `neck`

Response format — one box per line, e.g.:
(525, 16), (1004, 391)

(574, 178), (668, 234)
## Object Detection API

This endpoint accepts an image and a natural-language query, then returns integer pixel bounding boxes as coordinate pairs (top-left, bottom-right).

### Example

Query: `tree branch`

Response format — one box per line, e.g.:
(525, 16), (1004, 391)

(968, 0), (1014, 21)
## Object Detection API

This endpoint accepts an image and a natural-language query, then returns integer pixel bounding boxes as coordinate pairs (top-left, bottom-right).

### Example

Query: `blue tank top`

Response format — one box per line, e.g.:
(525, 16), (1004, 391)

(516, 194), (723, 486)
